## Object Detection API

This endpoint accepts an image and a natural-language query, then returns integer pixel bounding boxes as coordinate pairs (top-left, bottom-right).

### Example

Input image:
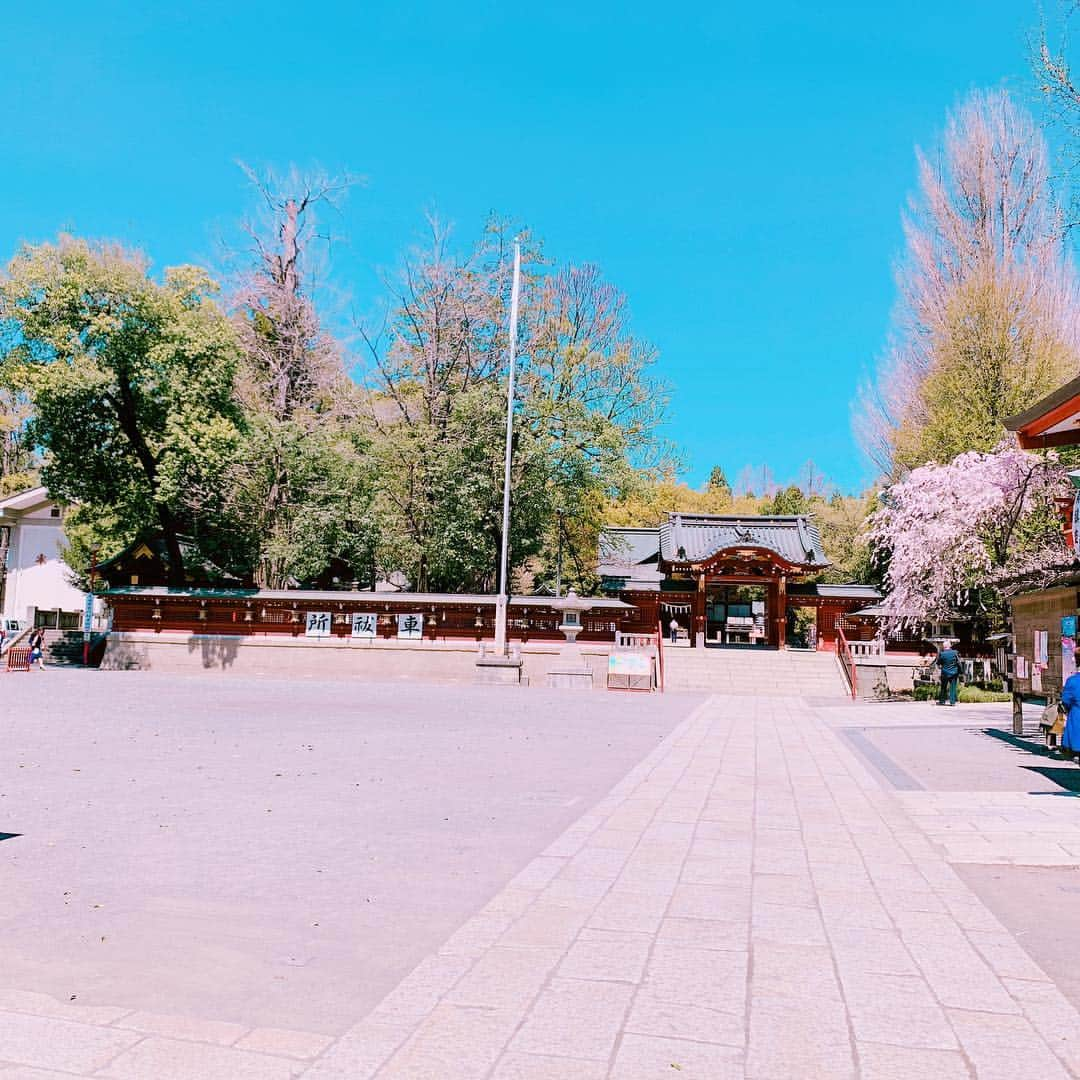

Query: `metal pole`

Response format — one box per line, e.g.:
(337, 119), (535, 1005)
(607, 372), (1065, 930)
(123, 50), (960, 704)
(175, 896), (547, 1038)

(555, 509), (563, 598)
(494, 242), (522, 656)
(83, 547), (98, 666)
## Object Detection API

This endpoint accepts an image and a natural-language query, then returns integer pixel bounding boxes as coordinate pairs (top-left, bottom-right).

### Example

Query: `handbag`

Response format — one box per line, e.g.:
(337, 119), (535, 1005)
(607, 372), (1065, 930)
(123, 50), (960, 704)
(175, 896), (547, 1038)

(1044, 701), (1067, 737)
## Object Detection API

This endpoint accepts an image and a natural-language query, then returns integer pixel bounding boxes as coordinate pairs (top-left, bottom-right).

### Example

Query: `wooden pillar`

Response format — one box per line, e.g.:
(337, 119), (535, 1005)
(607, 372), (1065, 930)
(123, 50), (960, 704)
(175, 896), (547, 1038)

(775, 575), (787, 650)
(695, 572), (706, 648)
(1012, 692), (1024, 736)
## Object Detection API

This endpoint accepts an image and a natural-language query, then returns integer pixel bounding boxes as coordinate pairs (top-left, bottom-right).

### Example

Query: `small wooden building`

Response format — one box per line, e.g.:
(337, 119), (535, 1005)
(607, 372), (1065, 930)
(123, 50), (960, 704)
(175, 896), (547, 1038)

(1004, 381), (1080, 712)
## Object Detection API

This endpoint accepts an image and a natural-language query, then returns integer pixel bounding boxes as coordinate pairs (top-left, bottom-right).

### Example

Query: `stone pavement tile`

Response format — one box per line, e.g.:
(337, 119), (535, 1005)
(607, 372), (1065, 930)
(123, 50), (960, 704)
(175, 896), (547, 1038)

(826, 928), (922, 978)
(752, 872), (818, 908)
(587, 828), (641, 852)
(300, 1018), (413, 1079)
(113, 1009), (247, 1045)
(0, 1069), (99, 1080)
(557, 929), (651, 983)
(542, 875), (612, 908)
(446, 946), (562, 1009)
(509, 977), (634, 1061)
(752, 941), (844, 1003)
(0, 989), (131, 1026)
(902, 929), (1020, 1014)
(499, 901), (590, 950)
(968, 931), (1049, 982)
(752, 901), (829, 946)
(509, 857), (567, 892)
(680, 857), (749, 886)
(935, 890), (1010, 934)
(878, 888), (949, 915)
(752, 847), (809, 876)
(838, 970), (939, 1009)
(855, 1041), (971, 1080)
(817, 891), (894, 932)
(610, 1033), (744, 1079)
(624, 990), (744, 1046)
(640, 943), (747, 1010)
(437, 912), (516, 959)
(588, 889), (670, 934)
(98, 1036), (302, 1079)
(373, 1003), (519, 1080)
(946, 1007), (1071, 1080)
(488, 1051), (607, 1079)
(235, 1027), (333, 1060)
(482, 887), (541, 920)
(746, 993), (855, 1079)
(1003, 977), (1080, 1074)
(847, 999), (957, 1051)
(656, 915), (746, 952)
(559, 846), (631, 883)
(668, 883), (749, 922)
(0, 1011), (141, 1075)
(365, 954), (474, 1026)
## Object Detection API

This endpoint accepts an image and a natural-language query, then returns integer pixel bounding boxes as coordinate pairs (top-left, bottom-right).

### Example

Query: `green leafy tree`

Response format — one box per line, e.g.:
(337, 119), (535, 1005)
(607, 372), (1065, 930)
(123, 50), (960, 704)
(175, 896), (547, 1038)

(0, 237), (240, 585)
(706, 465), (730, 498)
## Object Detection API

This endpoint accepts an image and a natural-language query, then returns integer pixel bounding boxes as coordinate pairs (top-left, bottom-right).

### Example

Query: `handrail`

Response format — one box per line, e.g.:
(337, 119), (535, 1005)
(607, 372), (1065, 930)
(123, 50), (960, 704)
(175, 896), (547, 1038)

(656, 618), (665, 694)
(837, 626), (857, 700)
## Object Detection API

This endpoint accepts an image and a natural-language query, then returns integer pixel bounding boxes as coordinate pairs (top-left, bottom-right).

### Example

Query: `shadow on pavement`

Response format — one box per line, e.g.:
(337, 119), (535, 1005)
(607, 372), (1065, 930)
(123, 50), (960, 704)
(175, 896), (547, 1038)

(982, 727), (1080, 792)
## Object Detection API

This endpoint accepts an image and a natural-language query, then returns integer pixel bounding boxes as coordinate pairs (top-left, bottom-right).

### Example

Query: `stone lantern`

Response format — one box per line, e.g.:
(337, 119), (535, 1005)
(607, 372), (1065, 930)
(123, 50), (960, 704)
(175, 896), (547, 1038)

(547, 589), (594, 688)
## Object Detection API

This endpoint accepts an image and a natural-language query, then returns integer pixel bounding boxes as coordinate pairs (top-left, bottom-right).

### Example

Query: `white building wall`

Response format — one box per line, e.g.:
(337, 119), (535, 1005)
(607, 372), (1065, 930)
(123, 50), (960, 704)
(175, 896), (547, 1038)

(1, 498), (91, 626)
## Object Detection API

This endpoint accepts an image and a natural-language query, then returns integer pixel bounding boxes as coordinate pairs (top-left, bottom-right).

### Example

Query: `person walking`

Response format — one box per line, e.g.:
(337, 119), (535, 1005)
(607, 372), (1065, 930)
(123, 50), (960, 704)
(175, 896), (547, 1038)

(936, 640), (960, 706)
(669, 617), (680, 645)
(1061, 671), (1080, 761)
(27, 627), (46, 671)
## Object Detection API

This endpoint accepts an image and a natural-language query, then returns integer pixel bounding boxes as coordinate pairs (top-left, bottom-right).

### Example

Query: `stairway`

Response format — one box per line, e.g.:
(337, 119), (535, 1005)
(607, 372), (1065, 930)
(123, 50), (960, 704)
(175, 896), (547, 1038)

(42, 630), (89, 667)
(662, 646), (851, 700)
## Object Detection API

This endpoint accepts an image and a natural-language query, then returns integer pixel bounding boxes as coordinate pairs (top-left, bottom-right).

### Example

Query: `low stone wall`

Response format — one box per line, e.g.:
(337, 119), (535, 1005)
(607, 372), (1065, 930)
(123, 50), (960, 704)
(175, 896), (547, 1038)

(852, 654), (927, 699)
(101, 632), (617, 688)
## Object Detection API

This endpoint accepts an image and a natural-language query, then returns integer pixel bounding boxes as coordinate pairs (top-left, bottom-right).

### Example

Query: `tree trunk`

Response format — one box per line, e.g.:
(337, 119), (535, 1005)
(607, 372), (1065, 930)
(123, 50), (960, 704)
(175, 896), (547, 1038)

(156, 503), (187, 588)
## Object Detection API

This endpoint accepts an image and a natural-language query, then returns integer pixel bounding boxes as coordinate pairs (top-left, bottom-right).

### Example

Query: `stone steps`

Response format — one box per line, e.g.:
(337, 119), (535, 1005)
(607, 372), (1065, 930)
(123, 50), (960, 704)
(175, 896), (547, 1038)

(662, 647), (850, 698)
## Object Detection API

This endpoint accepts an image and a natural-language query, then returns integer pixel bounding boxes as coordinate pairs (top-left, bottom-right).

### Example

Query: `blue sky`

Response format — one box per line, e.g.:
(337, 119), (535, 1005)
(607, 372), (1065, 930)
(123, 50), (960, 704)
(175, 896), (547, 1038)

(0, 2), (1044, 493)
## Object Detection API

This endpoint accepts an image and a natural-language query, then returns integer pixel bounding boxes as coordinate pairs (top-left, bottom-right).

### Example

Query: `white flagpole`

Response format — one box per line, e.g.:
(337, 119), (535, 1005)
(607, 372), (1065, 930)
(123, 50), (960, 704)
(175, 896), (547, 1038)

(494, 242), (522, 656)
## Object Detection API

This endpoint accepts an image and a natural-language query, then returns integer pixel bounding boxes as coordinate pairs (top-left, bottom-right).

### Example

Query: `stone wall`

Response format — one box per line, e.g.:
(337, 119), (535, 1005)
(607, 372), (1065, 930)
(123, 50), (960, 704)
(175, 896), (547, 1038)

(101, 631), (620, 689)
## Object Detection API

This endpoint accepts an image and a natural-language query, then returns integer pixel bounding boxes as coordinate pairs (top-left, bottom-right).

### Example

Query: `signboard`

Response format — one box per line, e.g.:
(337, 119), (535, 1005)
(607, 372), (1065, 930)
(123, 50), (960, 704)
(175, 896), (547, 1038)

(607, 651), (653, 691)
(83, 593), (94, 636)
(1064, 615), (1078, 638)
(351, 613), (378, 638)
(1072, 490), (1080, 550)
(1035, 630), (1049, 667)
(305, 611), (331, 638)
(397, 613), (423, 639)
(1064, 636), (1077, 680)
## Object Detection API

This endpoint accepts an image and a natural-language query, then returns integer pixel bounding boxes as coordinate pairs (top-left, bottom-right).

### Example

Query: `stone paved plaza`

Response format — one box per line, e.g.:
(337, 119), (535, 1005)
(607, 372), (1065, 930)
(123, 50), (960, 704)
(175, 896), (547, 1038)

(3, 674), (1080, 1077)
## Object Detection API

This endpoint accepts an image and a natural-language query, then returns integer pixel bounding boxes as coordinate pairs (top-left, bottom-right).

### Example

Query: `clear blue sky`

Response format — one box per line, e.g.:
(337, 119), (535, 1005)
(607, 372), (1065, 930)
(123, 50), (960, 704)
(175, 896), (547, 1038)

(0, 2), (1042, 493)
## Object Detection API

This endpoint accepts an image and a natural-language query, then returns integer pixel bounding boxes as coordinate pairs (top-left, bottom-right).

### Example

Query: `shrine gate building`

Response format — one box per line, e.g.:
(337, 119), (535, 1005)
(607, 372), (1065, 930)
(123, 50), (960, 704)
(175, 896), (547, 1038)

(599, 513), (879, 650)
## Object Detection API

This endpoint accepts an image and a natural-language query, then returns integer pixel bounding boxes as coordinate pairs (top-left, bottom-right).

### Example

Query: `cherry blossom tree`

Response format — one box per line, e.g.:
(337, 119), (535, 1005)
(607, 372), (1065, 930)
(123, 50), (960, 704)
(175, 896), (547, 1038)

(868, 445), (1069, 626)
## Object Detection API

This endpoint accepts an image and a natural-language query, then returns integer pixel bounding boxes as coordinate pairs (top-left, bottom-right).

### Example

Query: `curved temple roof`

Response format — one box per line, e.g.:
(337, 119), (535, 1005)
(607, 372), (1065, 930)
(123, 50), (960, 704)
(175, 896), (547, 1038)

(658, 513), (828, 569)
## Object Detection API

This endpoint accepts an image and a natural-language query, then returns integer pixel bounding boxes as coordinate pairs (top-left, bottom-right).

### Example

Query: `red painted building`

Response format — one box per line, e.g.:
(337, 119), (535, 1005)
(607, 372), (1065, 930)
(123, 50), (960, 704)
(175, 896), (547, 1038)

(598, 513), (880, 650)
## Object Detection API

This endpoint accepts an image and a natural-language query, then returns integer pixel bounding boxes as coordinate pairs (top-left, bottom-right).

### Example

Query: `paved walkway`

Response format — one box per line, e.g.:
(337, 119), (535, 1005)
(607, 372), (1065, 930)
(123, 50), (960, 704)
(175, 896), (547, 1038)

(4, 694), (1080, 1078)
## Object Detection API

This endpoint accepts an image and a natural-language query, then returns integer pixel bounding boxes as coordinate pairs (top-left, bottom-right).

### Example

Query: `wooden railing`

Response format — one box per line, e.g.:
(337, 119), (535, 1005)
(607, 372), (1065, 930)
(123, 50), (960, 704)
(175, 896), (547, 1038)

(837, 626), (857, 699)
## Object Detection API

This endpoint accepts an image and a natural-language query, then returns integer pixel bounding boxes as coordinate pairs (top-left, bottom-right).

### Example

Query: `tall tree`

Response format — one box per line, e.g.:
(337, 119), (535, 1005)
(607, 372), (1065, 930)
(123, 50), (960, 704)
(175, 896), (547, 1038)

(361, 221), (668, 593)
(220, 169), (373, 588)
(0, 237), (240, 585)
(858, 90), (1080, 474)
(361, 220), (516, 592)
